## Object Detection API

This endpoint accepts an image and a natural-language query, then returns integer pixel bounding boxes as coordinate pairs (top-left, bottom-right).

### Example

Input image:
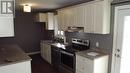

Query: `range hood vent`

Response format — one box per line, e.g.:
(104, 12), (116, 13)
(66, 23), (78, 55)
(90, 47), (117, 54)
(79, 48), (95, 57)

(66, 26), (84, 32)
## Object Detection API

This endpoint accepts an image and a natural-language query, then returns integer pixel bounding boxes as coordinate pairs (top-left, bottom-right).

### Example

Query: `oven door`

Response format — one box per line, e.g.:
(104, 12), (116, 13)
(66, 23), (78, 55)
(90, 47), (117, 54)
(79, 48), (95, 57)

(60, 50), (75, 71)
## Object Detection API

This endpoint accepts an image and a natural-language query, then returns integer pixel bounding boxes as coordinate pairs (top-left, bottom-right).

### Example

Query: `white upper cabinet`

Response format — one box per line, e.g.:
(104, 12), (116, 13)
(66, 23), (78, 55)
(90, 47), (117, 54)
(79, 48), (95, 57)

(36, 13), (47, 22)
(58, 9), (70, 31)
(46, 13), (54, 30)
(36, 13), (54, 30)
(93, 0), (110, 34)
(57, 0), (111, 34)
(83, 3), (93, 33)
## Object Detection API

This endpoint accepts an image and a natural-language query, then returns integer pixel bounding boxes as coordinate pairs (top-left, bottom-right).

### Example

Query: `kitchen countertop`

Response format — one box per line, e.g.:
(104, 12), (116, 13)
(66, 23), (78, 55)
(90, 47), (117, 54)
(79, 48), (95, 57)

(41, 40), (54, 45)
(0, 44), (31, 67)
(41, 40), (69, 47)
(76, 48), (109, 60)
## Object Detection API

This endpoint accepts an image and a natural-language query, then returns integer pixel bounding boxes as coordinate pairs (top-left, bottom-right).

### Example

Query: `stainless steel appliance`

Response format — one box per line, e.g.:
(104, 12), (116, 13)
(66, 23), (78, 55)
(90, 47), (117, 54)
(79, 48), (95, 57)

(59, 38), (90, 73)
(67, 27), (84, 32)
(60, 50), (74, 73)
(51, 45), (61, 70)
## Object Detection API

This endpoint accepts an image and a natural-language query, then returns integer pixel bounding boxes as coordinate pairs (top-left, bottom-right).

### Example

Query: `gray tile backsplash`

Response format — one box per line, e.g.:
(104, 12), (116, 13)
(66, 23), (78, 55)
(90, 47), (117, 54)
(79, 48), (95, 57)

(65, 32), (113, 53)
(65, 30), (113, 73)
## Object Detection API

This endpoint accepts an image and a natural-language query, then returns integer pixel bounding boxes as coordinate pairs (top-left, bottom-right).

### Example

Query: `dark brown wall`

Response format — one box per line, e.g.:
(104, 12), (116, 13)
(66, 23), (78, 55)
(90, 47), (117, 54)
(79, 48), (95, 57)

(14, 11), (44, 52)
(0, 10), (54, 53)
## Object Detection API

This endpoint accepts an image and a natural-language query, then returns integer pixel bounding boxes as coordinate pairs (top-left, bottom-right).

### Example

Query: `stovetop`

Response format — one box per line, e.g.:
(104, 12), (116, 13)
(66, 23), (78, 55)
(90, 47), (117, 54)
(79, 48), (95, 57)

(52, 38), (90, 54)
(62, 38), (90, 53)
(60, 44), (90, 53)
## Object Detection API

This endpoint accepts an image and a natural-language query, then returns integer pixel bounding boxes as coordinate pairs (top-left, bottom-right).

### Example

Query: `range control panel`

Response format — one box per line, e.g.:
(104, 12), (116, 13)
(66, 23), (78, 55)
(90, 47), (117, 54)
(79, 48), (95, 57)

(72, 38), (90, 46)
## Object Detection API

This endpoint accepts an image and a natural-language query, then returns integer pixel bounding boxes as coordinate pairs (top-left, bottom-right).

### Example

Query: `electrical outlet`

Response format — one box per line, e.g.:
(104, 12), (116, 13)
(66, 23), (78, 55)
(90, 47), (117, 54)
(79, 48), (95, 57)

(96, 42), (99, 47)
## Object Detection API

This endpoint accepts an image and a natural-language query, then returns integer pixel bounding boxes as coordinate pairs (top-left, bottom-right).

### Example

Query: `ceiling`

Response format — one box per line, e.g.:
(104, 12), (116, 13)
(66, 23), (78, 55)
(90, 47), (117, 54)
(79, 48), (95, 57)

(16, 0), (93, 10)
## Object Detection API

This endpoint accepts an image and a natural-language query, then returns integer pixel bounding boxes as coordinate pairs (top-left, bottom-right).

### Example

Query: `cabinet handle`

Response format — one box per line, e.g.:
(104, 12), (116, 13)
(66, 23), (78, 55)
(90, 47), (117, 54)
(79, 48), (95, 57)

(117, 49), (120, 52)
(117, 54), (121, 58)
(115, 54), (121, 58)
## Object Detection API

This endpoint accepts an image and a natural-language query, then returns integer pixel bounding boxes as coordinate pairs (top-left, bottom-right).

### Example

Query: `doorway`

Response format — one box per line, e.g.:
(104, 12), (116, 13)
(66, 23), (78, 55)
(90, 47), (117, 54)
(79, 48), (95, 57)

(112, 4), (130, 73)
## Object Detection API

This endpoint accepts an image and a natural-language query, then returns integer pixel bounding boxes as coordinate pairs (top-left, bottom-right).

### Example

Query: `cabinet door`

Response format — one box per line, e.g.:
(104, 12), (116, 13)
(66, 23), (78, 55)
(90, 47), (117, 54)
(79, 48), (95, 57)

(69, 7), (76, 27)
(76, 55), (94, 73)
(72, 7), (78, 27)
(42, 44), (47, 60)
(46, 44), (51, 64)
(36, 13), (47, 22)
(83, 57), (94, 73)
(58, 10), (65, 31)
(68, 6), (84, 27)
(76, 55), (85, 72)
(58, 9), (73, 31)
(93, 0), (110, 34)
(64, 8), (73, 28)
(93, 1), (104, 34)
(83, 3), (94, 33)
(57, 11), (62, 30)
(74, 6), (84, 27)
(63, 9), (69, 30)
(0, 16), (14, 37)
(41, 43), (52, 64)
(48, 45), (51, 64)
(46, 13), (54, 30)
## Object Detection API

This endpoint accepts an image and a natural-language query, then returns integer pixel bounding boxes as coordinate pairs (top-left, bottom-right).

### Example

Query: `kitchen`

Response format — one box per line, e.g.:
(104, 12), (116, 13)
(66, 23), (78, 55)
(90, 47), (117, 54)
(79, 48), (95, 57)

(0, 0), (130, 73)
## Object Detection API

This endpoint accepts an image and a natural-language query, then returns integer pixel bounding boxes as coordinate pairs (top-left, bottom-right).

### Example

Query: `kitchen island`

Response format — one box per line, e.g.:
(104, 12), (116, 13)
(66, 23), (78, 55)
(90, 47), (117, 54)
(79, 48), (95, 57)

(0, 44), (32, 73)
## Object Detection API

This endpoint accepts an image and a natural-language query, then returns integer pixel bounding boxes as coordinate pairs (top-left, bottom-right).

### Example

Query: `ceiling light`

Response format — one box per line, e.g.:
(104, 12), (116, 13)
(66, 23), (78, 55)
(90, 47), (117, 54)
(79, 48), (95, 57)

(23, 4), (31, 12)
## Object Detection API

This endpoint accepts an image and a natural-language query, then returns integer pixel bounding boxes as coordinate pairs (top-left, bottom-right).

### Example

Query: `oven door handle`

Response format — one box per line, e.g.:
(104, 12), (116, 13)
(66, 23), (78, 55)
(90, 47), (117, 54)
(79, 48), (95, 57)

(60, 50), (74, 56)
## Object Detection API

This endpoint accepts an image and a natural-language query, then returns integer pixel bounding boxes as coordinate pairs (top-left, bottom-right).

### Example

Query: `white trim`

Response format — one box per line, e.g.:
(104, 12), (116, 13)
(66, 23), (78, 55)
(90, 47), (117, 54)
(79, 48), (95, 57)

(116, 5), (130, 10)
(57, 0), (107, 11)
(111, 4), (130, 73)
(111, 5), (118, 73)
(27, 51), (40, 55)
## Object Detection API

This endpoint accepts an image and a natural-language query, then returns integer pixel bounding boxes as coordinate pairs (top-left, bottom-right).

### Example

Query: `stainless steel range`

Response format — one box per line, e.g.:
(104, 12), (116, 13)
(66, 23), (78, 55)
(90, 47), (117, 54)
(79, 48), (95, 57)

(59, 38), (90, 73)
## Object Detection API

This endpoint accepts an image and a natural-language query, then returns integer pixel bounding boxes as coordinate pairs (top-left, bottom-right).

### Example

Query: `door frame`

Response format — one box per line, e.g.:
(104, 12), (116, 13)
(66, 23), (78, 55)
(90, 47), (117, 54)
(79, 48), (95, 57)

(111, 4), (130, 73)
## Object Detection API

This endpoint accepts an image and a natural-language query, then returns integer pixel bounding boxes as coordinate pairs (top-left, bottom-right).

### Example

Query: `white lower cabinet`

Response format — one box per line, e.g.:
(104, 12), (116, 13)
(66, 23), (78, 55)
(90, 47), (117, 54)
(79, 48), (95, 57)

(76, 55), (93, 73)
(0, 61), (31, 73)
(41, 41), (51, 64)
(76, 54), (108, 73)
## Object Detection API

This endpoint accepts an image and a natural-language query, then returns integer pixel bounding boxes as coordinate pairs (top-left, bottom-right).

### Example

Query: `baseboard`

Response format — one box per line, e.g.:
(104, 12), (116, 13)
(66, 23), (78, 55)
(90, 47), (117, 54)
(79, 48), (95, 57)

(27, 51), (40, 55)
